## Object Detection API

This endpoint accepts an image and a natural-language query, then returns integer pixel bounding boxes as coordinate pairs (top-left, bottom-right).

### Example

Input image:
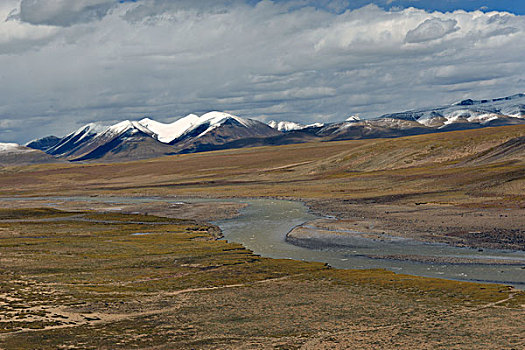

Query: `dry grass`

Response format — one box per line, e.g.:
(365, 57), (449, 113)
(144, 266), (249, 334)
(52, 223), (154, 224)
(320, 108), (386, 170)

(0, 209), (523, 349)
(0, 125), (523, 207)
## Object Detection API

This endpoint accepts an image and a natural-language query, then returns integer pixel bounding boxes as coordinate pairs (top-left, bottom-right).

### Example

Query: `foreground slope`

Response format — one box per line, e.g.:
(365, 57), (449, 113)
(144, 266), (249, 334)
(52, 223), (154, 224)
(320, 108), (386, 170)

(459, 135), (525, 166)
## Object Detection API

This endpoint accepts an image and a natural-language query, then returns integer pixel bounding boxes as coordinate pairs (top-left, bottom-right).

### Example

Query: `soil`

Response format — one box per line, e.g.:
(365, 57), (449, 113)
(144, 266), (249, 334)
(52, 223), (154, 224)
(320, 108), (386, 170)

(305, 199), (525, 251)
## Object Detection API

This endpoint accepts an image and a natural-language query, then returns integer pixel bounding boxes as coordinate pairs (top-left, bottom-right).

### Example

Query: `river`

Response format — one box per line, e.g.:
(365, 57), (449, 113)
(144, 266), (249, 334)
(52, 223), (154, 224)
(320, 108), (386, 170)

(214, 198), (525, 289)
(2, 196), (524, 288)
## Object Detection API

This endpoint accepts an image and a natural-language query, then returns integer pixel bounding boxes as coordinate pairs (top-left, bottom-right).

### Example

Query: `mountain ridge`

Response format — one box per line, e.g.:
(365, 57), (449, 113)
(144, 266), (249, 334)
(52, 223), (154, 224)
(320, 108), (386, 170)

(20, 93), (525, 162)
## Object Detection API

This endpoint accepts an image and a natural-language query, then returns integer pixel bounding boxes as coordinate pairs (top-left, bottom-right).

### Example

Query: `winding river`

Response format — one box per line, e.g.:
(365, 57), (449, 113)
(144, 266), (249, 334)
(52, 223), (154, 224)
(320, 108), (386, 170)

(2, 196), (525, 288)
(214, 198), (525, 289)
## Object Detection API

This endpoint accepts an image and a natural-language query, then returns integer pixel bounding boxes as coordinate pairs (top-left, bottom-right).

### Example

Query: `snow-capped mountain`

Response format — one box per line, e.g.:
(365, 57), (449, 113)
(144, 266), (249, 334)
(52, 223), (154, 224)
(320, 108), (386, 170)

(174, 112), (268, 141)
(381, 93), (525, 129)
(170, 112), (281, 153)
(346, 116), (361, 122)
(22, 93), (525, 163)
(47, 123), (108, 158)
(29, 112), (281, 161)
(140, 112), (281, 146)
(0, 143), (59, 166)
(268, 120), (305, 132)
(308, 93), (525, 140)
(268, 120), (325, 132)
(46, 120), (175, 161)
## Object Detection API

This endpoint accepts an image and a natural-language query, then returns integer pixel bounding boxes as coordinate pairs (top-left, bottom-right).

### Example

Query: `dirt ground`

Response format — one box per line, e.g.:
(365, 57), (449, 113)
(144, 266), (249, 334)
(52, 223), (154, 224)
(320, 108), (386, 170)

(305, 200), (525, 251)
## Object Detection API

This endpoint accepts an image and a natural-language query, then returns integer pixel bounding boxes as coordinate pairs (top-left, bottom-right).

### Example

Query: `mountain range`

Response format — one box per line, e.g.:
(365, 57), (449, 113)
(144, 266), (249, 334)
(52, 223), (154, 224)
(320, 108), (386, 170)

(4, 93), (523, 163)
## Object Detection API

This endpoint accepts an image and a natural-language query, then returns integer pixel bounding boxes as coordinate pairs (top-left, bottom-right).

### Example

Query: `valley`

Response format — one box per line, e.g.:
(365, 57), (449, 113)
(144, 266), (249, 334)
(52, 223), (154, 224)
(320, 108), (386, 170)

(0, 124), (524, 348)
(0, 206), (523, 349)
(2, 1), (524, 348)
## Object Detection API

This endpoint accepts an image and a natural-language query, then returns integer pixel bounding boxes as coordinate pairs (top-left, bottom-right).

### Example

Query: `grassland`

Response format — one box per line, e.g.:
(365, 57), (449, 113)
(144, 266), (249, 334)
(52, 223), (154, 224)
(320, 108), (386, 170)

(0, 125), (524, 348)
(0, 208), (523, 349)
(0, 124), (523, 203)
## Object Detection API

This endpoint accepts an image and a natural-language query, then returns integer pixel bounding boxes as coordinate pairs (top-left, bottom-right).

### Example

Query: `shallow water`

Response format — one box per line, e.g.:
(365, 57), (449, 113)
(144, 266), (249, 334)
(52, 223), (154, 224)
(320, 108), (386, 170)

(213, 198), (525, 289)
(2, 196), (524, 288)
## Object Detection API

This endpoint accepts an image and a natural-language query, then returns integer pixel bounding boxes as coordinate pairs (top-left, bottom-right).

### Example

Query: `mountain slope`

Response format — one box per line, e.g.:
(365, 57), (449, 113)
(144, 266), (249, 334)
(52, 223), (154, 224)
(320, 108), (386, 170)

(48, 121), (176, 162)
(47, 123), (107, 158)
(317, 118), (434, 140)
(0, 143), (60, 166)
(170, 112), (282, 153)
(459, 136), (525, 166)
(381, 93), (525, 129)
(26, 136), (61, 152)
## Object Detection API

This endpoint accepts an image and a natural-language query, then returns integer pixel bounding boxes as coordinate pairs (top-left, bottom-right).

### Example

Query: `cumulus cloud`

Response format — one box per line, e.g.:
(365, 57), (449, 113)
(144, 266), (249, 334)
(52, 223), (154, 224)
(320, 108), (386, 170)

(405, 18), (460, 43)
(0, 1), (524, 143)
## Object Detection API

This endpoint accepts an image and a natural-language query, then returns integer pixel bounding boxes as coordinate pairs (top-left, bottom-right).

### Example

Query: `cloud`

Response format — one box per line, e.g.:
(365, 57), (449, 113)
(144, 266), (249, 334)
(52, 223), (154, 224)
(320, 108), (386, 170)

(0, 1), (524, 143)
(15, 0), (116, 26)
(405, 18), (460, 43)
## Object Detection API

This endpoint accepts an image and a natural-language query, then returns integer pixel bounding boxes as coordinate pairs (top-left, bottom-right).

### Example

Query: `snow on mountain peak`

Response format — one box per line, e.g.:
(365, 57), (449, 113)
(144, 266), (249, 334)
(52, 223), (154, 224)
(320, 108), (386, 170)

(346, 116), (361, 122)
(178, 111), (258, 139)
(77, 123), (107, 134)
(65, 122), (108, 145)
(103, 120), (154, 138)
(108, 120), (133, 134)
(0, 143), (21, 152)
(0, 143), (33, 154)
(199, 111), (254, 128)
(138, 114), (200, 143)
(137, 112), (257, 143)
(381, 92), (525, 129)
(268, 120), (325, 131)
(108, 120), (131, 133)
(306, 122), (325, 128)
(268, 120), (305, 132)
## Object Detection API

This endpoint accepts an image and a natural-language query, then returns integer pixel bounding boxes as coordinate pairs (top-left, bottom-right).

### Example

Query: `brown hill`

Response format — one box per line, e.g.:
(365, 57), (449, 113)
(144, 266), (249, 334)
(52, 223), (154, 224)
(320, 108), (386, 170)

(459, 136), (525, 166)
(0, 145), (61, 167)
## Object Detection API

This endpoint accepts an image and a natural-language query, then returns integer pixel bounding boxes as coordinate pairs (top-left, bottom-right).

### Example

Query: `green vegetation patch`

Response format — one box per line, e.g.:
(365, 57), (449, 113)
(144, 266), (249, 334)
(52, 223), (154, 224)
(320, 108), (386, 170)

(0, 207), (76, 220)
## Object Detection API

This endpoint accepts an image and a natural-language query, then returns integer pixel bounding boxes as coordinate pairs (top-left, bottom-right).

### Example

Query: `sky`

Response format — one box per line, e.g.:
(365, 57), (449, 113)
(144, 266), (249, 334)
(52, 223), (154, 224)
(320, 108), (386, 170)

(0, 0), (524, 143)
